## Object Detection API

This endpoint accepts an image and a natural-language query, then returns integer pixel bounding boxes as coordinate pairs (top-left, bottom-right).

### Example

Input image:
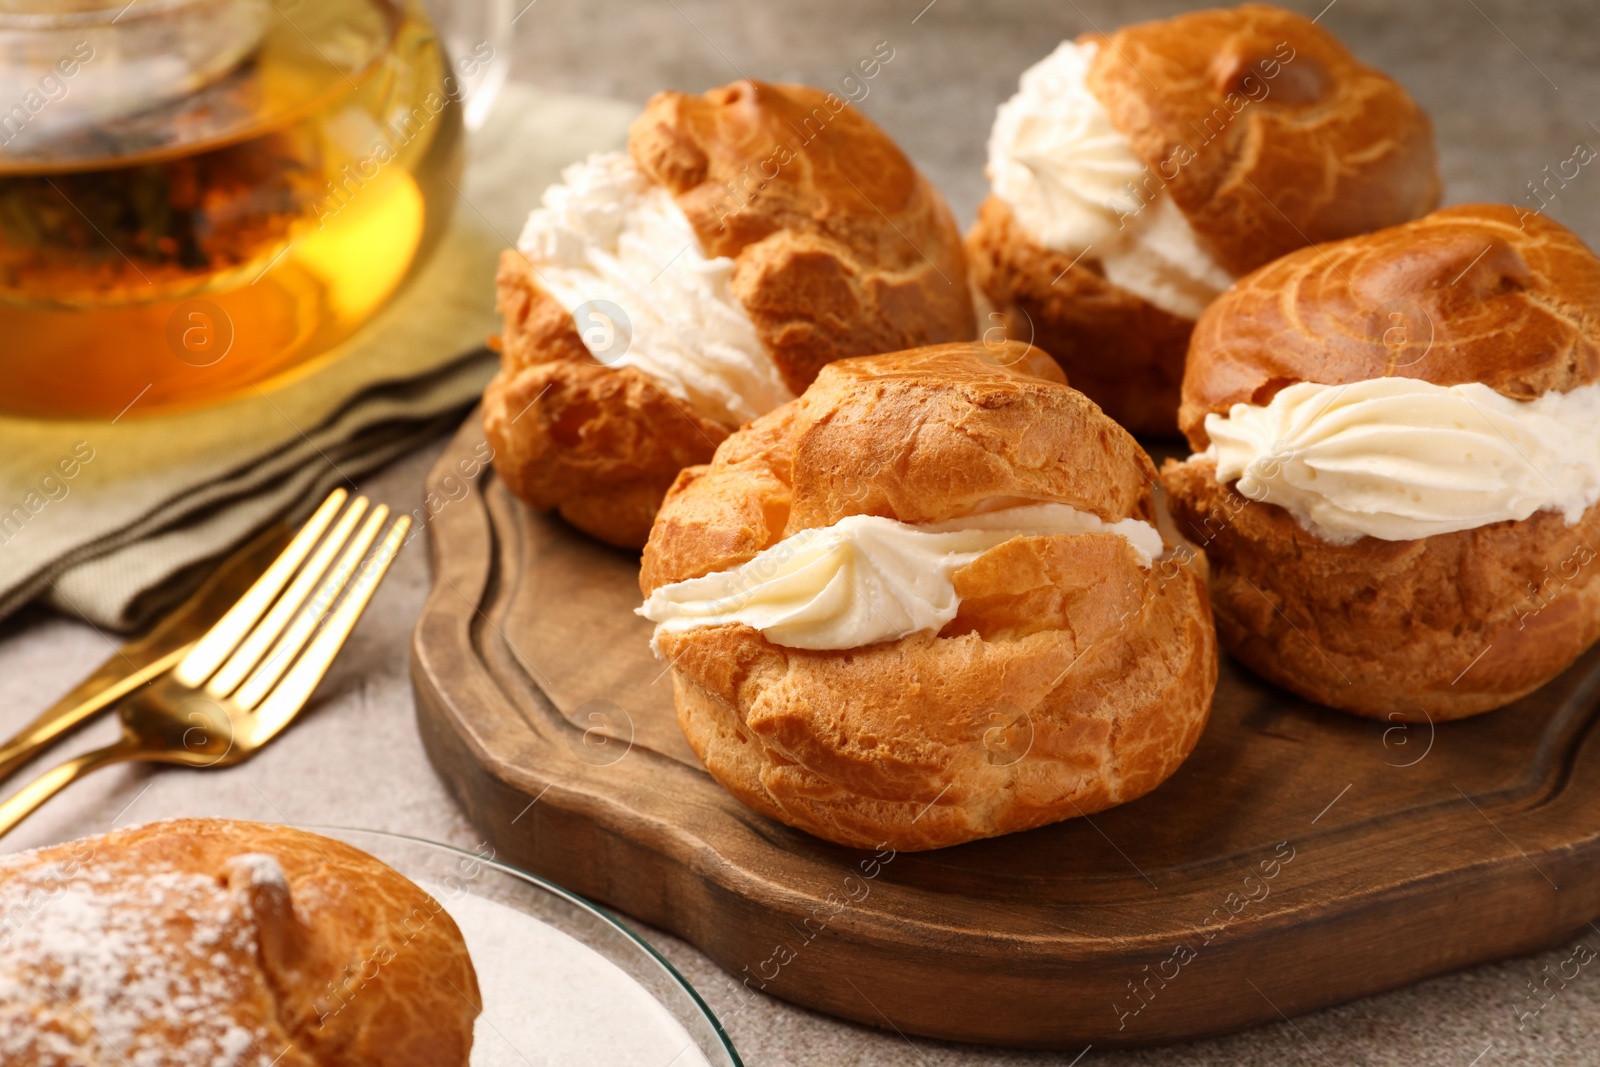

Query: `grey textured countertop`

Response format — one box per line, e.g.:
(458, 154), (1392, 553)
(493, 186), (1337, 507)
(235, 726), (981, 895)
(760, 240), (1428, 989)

(4, 1), (1600, 1064)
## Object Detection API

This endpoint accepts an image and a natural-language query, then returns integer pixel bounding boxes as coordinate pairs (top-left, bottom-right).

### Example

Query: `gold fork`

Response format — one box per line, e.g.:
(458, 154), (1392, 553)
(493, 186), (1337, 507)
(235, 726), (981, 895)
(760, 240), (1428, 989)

(0, 489), (410, 840)
(0, 521), (293, 783)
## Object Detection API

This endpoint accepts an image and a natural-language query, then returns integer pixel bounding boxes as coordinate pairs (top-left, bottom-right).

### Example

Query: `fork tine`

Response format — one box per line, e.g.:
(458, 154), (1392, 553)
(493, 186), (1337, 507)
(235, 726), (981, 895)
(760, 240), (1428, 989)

(204, 496), (370, 698)
(231, 505), (390, 711)
(174, 489), (348, 688)
(242, 516), (410, 745)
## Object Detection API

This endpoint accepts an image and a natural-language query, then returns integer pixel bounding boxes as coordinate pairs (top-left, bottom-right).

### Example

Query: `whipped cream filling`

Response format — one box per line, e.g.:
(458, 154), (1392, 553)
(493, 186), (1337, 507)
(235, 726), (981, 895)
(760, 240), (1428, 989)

(637, 503), (1163, 651)
(517, 151), (794, 426)
(986, 40), (1235, 320)
(1205, 377), (1600, 544)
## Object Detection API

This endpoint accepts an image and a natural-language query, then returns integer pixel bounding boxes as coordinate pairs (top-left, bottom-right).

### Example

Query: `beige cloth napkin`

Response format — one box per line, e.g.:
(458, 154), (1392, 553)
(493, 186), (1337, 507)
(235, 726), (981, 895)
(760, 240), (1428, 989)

(0, 84), (637, 631)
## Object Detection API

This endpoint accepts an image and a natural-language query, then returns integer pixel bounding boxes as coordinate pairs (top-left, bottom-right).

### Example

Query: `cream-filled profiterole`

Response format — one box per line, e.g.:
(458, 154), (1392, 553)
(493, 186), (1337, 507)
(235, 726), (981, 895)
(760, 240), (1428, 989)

(639, 341), (1216, 851)
(967, 2), (1440, 434)
(484, 79), (974, 549)
(1162, 204), (1600, 722)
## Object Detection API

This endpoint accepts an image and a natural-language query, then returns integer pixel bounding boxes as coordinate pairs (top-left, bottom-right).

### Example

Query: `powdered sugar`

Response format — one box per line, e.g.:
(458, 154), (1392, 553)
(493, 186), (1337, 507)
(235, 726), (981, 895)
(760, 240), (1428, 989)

(0, 856), (283, 1066)
(225, 853), (290, 893)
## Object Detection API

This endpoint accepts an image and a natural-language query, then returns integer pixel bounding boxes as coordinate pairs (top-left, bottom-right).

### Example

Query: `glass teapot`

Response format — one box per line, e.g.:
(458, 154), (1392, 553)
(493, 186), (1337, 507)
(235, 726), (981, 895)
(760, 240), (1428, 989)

(0, 0), (504, 419)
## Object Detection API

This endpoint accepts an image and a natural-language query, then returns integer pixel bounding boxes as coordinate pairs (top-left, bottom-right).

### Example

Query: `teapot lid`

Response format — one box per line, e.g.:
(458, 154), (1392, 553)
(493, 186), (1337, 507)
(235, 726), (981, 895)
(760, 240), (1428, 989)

(0, 0), (396, 173)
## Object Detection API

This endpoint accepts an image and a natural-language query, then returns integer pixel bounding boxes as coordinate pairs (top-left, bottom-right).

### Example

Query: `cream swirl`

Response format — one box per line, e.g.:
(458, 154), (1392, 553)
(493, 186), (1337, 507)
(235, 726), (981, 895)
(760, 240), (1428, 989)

(637, 503), (1163, 651)
(517, 151), (793, 427)
(986, 40), (1234, 320)
(1205, 377), (1600, 544)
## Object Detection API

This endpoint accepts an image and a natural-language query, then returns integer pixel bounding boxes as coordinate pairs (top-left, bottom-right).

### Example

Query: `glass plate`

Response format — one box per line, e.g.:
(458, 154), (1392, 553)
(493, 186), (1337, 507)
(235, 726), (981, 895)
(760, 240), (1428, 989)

(311, 827), (743, 1067)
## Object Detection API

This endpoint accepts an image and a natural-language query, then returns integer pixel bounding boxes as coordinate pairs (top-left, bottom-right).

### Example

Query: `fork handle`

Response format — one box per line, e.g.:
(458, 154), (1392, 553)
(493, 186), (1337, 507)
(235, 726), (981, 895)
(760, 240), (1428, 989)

(0, 737), (144, 842)
(0, 646), (189, 783)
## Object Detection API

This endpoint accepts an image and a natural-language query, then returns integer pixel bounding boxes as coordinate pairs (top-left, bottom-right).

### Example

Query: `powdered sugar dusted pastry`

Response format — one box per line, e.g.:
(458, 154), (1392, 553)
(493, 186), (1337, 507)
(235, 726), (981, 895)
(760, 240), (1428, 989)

(969, 3), (1439, 433)
(638, 341), (1216, 851)
(485, 80), (974, 548)
(0, 819), (479, 1067)
(1161, 205), (1600, 720)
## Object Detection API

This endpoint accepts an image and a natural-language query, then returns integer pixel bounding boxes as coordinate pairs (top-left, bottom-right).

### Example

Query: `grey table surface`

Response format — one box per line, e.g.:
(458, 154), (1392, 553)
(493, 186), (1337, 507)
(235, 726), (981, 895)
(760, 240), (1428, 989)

(4, 0), (1600, 1064)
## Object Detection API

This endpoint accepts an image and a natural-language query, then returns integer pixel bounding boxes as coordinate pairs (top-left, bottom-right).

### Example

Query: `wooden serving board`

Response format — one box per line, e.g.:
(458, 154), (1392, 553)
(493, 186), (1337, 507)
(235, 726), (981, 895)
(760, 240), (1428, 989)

(413, 413), (1600, 1049)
